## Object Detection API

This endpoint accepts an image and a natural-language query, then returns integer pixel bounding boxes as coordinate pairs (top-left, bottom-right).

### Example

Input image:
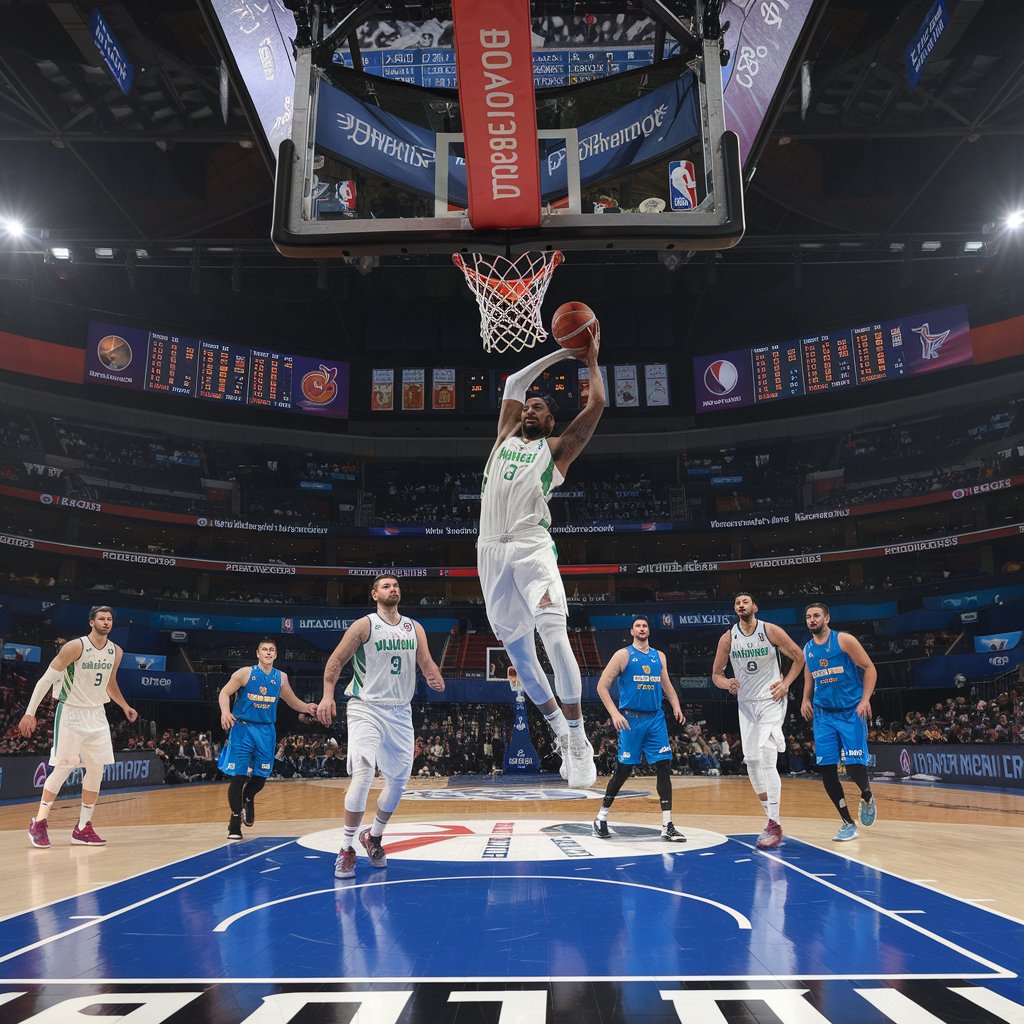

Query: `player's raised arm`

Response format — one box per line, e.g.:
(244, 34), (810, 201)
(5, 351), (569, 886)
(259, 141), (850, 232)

(495, 347), (577, 443)
(552, 324), (604, 474)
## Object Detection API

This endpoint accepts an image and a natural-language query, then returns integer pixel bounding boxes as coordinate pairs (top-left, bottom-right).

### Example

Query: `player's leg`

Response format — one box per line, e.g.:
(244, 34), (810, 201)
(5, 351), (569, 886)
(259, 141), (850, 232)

(738, 702), (770, 824)
(241, 725), (273, 827)
(29, 764), (75, 848)
(221, 723), (256, 839)
(70, 709), (117, 845)
(814, 711), (857, 840)
(756, 703), (787, 848)
(70, 764), (107, 845)
(338, 702), (380, 877)
(361, 707), (415, 868)
(644, 717), (684, 842)
(838, 711), (876, 827)
(594, 746), (634, 838)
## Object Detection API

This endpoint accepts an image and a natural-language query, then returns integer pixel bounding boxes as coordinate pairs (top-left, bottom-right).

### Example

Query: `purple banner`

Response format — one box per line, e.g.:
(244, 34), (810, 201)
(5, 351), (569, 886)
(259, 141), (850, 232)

(692, 349), (755, 413)
(890, 304), (972, 376)
(292, 355), (350, 419)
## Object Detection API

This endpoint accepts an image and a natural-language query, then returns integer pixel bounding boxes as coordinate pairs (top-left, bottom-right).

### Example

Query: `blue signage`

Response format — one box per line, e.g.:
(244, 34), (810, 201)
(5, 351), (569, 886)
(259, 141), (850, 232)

(90, 9), (135, 96)
(1, 643), (42, 663)
(124, 653), (167, 671)
(905, 0), (948, 88)
(117, 669), (203, 702)
(503, 694), (540, 773)
(974, 632), (1021, 654)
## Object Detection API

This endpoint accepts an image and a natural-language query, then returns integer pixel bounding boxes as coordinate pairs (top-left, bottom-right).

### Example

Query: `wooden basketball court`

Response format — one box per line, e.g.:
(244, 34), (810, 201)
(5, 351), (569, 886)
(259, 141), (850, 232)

(0, 775), (1022, 1024)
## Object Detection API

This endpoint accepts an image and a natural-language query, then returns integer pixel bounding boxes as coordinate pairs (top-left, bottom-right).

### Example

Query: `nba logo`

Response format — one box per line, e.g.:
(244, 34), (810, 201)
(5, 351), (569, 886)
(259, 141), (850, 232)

(668, 160), (698, 210)
(336, 180), (356, 211)
(281, 618), (294, 633)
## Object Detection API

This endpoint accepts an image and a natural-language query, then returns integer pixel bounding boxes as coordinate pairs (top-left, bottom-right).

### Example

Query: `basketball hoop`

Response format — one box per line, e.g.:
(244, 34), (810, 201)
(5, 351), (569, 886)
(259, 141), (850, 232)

(453, 250), (564, 353)
(507, 665), (523, 696)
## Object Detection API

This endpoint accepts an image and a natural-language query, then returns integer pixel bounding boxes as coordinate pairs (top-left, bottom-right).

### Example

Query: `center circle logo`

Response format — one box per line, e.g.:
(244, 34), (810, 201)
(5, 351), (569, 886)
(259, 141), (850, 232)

(298, 818), (726, 862)
(704, 359), (738, 396)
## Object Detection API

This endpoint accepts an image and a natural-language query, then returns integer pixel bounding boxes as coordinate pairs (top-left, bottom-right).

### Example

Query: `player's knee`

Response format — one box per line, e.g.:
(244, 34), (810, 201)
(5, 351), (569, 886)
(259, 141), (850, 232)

(82, 764), (104, 792)
(378, 775), (407, 814)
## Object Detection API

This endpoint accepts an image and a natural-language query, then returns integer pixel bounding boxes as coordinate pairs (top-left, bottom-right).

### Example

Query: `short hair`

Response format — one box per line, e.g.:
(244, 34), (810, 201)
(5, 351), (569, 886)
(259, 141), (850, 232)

(804, 601), (830, 616)
(256, 638), (277, 653)
(631, 616), (650, 627)
(732, 591), (756, 604)
(88, 605), (114, 622)
(371, 574), (399, 596)
(526, 390), (559, 417)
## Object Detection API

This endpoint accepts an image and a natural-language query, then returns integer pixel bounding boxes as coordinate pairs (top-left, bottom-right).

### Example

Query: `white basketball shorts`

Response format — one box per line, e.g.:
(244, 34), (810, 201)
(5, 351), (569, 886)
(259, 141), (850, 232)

(478, 532), (568, 644)
(50, 702), (114, 767)
(346, 699), (414, 779)
(738, 698), (787, 763)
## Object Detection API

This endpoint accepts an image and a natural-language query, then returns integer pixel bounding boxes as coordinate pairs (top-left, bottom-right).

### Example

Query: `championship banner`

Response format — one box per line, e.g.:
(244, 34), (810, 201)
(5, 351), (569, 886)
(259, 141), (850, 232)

(402, 368), (425, 411)
(452, 0), (541, 230)
(432, 368), (457, 410)
(503, 691), (540, 773)
(644, 363), (670, 406)
(578, 365), (610, 406)
(371, 368), (394, 411)
(613, 365), (639, 408)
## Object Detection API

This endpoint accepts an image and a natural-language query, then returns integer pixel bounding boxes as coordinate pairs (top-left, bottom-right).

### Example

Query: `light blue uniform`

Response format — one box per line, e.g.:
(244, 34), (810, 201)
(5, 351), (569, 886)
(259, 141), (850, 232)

(804, 631), (870, 767)
(615, 646), (672, 766)
(218, 665), (282, 779)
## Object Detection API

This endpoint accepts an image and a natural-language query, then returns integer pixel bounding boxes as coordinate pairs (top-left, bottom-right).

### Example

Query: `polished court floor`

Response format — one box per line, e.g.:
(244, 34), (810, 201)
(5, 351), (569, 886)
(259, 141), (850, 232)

(0, 774), (1021, 1023)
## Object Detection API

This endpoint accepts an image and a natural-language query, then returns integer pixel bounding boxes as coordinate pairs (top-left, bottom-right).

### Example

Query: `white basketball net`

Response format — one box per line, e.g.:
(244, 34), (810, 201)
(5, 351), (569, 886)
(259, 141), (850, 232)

(453, 250), (564, 353)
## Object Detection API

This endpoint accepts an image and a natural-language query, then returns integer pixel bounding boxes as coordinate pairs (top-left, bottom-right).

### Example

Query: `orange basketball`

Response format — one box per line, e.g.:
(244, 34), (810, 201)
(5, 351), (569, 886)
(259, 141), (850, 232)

(97, 334), (132, 371)
(551, 301), (597, 353)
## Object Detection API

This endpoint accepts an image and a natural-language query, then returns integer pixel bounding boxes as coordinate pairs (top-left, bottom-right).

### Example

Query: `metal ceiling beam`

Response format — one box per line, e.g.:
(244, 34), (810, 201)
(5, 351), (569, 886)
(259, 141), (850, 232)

(0, 130), (254, 143)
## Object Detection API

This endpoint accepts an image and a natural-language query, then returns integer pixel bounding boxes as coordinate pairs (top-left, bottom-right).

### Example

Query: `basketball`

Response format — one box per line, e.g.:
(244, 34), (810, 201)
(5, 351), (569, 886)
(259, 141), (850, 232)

(96, 334), (133, 371)
(551, 301), (597, 353)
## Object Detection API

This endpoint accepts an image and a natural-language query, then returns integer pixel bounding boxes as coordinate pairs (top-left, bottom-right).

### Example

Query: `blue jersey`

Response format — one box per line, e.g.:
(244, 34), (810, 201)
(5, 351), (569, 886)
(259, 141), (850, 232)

(231, 665), (282, 724)
(804, 631), (863, 711)
(617, 646), (664, 712)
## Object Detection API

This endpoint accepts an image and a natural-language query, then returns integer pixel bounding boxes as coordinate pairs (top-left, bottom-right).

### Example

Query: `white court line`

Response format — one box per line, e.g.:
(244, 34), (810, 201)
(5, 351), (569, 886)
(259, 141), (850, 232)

(966, 898), (997, 903)
(699, 852), (715, 856)
(212, 874), (753, 934)
(67, 916), (101, 920)
(734, 858), (751, 863)
(259, 867), (281, 874)
(0, 840), (294, 966)
(891, 910), (926, 915)
(171, 876), (199, 881)
(0, 841), (273, 926)
(811, 873), (836, 877)
(738, 839), (1016, 979)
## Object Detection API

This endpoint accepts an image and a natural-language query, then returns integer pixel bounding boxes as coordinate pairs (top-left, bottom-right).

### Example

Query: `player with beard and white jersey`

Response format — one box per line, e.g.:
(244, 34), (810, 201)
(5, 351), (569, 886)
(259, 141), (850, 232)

(477, 322), (606, 789)
(317, 574), (444, 880)
(712, 592), (805, 848)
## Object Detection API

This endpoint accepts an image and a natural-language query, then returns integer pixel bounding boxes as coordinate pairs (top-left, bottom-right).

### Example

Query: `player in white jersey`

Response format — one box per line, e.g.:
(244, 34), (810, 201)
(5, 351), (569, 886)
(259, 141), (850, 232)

(712, 593), (805, 848)
(18, 606), (138, 848)
(317, 574), (444, 879)
(477, 321), (606, 788)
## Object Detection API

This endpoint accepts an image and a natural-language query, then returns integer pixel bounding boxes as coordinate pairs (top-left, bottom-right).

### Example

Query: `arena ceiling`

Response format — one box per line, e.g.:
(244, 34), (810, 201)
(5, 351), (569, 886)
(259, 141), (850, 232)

(0, 0), (1022, 357)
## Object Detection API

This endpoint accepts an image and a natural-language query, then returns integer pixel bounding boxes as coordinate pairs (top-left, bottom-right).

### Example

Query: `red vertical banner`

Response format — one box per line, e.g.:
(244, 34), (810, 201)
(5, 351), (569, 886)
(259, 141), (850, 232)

(451, 0), (541, 230)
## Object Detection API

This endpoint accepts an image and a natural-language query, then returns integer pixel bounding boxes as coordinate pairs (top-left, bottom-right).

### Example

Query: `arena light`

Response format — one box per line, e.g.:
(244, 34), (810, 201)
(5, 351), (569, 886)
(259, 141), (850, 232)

(2, 217), (25, 238)
(962, 240), (984, 252)
(47, 246), (72, 261)
(1006, 210), (1024, 230)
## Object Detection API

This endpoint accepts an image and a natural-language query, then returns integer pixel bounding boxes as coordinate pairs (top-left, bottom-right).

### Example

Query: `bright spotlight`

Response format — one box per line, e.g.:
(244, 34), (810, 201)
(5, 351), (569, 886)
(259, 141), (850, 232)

(2, 218), (25, 238)
(1006, 210), (1024, 230)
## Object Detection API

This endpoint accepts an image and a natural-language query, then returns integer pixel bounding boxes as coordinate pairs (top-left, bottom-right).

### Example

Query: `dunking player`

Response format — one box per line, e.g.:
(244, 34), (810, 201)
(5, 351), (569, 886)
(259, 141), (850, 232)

(711, 593), (806, 848)
(317, 574), (445, 879)
(801, 602), (878, 841)
(478, 323), (606, 788)
(19, 605), (138, 848)
(218, 639), (318, 840)
(593, 616), (686, 841)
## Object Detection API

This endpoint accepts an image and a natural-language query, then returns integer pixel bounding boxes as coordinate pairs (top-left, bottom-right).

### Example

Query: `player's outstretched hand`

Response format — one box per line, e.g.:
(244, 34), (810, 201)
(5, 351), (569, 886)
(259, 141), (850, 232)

(18, 714), (36, 738)
(583, 321), (601, 363)
(316, 698), (337, 726)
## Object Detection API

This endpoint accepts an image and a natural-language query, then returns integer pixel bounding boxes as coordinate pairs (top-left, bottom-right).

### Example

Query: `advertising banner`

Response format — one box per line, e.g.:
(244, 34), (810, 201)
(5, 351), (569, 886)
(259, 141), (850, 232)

(912, 648), (1024, 688)
(503, 693), (540, 773)
(974, 632), (1021, 653)
(116, 670), (204, 702)
(1, 643), (41, 663)
(124, 653), (167, 671)
(875, 743), (1023, 790)
(0, 752), (165, 800)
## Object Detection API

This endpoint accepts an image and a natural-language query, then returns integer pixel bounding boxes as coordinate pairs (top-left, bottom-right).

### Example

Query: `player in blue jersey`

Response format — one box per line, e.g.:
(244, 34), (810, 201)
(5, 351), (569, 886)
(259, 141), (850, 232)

(801, 603), (879, 842)
(218, 639), (318, 840)
(593, 616), (686, 842)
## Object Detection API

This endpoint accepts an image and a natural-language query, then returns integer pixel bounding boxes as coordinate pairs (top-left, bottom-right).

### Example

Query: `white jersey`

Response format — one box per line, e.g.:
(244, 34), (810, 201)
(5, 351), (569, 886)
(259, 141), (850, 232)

(56, 635), (116, 708)
(729, 619), (781, 703)
(345, 612), (418, 703)
(479, 434), (564, 542)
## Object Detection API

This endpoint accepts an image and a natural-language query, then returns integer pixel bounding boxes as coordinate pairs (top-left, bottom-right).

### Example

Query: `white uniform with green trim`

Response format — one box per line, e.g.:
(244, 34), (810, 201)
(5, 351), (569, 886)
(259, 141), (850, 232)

(344, 612), (418, 779)
(50, 635), (117, 768)
(729, 619), (787, 763)
(478, 434), (568, 644)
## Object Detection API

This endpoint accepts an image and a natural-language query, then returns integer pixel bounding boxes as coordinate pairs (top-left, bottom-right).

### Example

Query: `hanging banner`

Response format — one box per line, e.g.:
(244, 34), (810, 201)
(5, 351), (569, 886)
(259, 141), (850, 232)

(402, 368), (425, 411)
(974, 632), (1021, 653)
(613, 365), (639, 408)
(371, 368), (394, 411)
(578, 365), (610, 406)
(644, 363), (670, 406)
(503, 692), (540, 773)
(432, 368), (457, 410)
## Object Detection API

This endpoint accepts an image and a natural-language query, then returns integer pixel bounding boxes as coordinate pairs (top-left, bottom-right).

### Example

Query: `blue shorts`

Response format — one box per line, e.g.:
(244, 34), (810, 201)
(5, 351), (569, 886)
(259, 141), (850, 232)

(813, 706), (870, 766)
(218, 721), (275, 778)
(617, 709), (673, 766)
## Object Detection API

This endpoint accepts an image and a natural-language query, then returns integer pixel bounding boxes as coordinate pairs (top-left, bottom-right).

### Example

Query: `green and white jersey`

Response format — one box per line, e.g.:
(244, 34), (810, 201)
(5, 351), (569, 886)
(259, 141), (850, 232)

(479, 435), (564, 542)
(729, 619), (781, 703)
(56, 635), (116, 708)
(345, 613), (418, 703)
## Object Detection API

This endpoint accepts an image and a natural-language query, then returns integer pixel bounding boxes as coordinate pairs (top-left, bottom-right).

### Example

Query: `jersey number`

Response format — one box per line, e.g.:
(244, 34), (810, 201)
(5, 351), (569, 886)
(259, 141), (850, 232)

(94, 672), (105, 686)
(747, 661), (758, 674)
(503, 464), (518, 481)
(390, 655), (402, 675)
